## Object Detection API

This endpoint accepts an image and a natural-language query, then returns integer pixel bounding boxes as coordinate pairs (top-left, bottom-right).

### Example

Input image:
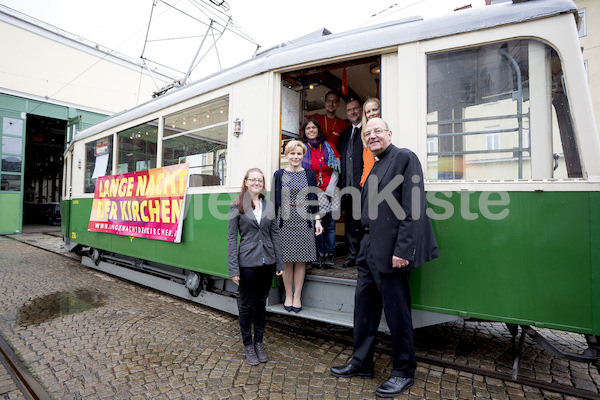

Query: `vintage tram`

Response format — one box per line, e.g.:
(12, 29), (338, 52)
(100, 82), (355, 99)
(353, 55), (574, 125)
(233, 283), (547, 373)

(62, 0), (599, 372)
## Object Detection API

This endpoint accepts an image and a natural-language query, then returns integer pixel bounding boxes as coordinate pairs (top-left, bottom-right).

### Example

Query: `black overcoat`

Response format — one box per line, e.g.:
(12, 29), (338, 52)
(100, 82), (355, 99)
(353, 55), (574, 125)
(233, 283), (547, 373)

(359, 145), (439, 273)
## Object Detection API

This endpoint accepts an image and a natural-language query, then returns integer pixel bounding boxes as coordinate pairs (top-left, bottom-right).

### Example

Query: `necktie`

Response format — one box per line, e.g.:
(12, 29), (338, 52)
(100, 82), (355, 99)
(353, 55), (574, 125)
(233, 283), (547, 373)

(350, 127), (359, 153)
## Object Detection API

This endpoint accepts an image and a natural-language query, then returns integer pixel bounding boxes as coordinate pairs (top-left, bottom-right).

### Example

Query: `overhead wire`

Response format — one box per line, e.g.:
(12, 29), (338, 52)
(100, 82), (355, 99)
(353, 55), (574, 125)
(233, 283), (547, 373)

(25, 0), (260, 113)
(189, 0), (258, 45)
(141, 0), (259, 85)
(24, 0), (184, 115)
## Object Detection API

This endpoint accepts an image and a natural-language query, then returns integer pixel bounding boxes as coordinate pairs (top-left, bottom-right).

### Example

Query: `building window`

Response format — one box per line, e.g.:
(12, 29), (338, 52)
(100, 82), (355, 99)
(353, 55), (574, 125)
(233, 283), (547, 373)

(163, 97), (229, 186)
(427, 137), (436, 154)
(1, 117), (23, 192)
(486, 131), (500, 151)
(578, 9), (586, 37)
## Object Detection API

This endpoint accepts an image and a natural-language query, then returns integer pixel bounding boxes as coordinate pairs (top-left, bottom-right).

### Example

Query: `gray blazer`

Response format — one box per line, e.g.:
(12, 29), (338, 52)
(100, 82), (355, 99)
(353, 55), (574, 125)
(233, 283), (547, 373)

(227, 199), (284, 277)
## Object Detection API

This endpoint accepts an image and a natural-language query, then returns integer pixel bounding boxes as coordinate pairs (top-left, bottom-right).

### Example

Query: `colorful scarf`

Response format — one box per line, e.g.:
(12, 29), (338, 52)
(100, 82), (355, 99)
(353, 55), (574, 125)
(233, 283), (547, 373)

(302, 140), (341, 173)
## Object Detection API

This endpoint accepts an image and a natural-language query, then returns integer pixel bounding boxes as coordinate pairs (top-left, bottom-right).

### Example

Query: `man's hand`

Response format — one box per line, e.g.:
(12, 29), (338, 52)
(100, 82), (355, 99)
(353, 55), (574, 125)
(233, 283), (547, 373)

(392, 256), (409, 269)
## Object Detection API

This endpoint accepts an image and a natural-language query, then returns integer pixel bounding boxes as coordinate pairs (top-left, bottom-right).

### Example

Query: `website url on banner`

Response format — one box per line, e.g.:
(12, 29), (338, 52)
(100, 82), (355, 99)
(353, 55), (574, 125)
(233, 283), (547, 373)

(93, 223), (173, 237)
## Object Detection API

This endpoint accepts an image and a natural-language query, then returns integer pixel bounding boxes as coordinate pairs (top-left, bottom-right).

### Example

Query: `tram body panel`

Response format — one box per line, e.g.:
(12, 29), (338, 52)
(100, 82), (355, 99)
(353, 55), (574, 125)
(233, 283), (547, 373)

(68, 194), (233, 278)
(65, 188), (599, 335)
(413, 190), (596, 335)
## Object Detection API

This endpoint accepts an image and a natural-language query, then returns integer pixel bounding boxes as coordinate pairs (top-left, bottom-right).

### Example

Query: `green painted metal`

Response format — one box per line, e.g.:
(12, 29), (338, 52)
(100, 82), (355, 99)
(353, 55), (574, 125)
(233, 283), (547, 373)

(61, 200), (70, 238)
(589, 192), (600, 336)
(411, 191), (595, 335)
(0, 93), (107, 125)
(68, 192), (236, 278)
(0, 111), (25, 234)
(68, 190), (598, 335)
(0, 193), (22, 233)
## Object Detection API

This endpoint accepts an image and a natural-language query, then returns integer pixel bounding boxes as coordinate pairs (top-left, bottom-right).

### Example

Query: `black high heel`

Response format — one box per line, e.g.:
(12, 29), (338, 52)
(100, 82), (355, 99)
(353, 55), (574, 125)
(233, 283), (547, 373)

(292, 306), (302, 313)
(284, 305), (293, 312)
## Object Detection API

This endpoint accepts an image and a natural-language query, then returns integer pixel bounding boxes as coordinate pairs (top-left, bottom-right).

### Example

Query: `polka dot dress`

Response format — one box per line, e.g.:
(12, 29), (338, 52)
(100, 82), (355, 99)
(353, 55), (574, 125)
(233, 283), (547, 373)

(277, 170), (317, 262)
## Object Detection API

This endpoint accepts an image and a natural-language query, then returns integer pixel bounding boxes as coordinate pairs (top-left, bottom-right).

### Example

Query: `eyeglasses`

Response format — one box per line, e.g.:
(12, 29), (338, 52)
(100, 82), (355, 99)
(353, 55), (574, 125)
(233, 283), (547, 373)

(246, 178), (264, 184)
(364, 128), (389, 138)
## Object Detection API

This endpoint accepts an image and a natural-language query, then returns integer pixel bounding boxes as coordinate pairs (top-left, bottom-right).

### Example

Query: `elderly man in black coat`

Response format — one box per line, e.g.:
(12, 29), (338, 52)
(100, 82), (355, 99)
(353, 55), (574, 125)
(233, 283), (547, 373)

(330, 117), (439, 398)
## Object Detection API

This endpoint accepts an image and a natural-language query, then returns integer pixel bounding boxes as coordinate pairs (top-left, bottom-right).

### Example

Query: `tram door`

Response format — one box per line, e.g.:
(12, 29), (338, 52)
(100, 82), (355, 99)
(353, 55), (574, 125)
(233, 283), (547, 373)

(62, 115), (80, 240)
(281, 56), (381, 244)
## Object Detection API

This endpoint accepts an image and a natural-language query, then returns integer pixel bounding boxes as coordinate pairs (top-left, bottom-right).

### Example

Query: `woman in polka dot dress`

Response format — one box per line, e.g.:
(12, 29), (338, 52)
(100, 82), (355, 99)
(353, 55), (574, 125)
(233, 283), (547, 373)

(272, 140), (323, 313)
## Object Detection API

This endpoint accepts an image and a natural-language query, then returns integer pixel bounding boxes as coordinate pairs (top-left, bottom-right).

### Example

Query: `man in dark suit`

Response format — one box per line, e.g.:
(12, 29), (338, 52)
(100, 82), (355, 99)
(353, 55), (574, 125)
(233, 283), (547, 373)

(337, 98), (363, 268)
(330, 117), (439, 398)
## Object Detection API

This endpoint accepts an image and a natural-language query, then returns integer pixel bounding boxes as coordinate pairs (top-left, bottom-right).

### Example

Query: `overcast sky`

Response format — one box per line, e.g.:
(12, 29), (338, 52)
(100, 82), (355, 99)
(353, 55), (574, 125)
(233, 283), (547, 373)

(2, 0), (485, 81)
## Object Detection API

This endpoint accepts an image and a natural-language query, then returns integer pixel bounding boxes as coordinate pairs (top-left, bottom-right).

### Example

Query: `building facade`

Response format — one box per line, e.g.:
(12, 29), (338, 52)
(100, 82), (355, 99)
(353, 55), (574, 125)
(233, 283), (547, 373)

(0, 5), (176, 234)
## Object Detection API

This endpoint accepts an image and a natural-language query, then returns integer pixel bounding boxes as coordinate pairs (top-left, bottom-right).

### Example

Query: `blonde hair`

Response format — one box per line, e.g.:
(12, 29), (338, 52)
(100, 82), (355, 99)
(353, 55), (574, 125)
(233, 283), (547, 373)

(361, 98), (381, 147)
(284, 140), (307, 156)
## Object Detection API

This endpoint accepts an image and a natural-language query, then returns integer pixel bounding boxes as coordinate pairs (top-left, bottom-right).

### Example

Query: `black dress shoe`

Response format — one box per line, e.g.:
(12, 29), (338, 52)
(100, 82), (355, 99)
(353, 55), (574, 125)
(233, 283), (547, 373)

(330, 363), (373, 379)
(375, 376), (414, 397)
(342, 258), (355, 268)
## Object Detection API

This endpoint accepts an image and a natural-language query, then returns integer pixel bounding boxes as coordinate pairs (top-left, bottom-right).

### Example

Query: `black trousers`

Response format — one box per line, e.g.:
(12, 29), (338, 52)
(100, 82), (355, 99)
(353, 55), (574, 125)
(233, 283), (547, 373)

(343, 194), (361, 260)
(351, 236), (415, 378)
(238, 264), (276, 346)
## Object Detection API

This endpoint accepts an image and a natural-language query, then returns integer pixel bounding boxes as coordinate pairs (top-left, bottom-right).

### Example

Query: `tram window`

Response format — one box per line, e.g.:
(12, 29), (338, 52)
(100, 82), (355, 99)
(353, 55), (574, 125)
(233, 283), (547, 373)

(85, 137), (113, 193)
(163, 97), (229, 186)
(117, 120), (158, 173)
(426, 40), (582, 180)
(550, 48), (582, 179)
(427, 40), (531, 180)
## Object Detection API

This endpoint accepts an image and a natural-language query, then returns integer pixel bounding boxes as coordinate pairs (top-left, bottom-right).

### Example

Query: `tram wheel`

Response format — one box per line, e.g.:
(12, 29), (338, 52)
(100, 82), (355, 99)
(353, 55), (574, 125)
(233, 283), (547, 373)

(186, 272), (202, 297)
(89, 248), (102, 265)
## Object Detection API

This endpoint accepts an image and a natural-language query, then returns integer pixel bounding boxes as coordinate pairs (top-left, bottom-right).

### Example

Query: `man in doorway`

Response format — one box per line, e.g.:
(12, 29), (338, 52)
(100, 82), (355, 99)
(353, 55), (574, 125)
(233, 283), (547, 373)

(337, 98), (363, 268)
(306, 91), (347, 150)
(330, 117), (439, 398)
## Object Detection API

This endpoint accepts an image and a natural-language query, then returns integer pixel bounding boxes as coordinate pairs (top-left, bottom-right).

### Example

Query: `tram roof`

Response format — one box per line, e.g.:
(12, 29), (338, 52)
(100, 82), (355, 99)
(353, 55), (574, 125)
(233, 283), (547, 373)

(71, 0), (578, 146)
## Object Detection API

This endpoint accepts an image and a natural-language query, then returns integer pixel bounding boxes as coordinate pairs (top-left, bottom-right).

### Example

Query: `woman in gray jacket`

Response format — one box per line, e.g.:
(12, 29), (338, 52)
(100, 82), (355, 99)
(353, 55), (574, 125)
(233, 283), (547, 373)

(228, 168), (284, 365)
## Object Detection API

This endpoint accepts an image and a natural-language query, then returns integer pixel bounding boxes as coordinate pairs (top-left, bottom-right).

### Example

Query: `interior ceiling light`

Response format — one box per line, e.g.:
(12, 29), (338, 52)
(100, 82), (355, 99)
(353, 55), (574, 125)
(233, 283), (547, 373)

(370, 62), (381, 75)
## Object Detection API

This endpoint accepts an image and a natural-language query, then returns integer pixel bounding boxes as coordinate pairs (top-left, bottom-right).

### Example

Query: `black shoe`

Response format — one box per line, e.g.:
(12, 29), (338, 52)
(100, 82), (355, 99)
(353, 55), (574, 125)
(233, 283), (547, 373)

(375, 376), (414, 397)
(292, 306), (302, 313)
(323, 254), (334, 269)
(342, 258), (355, 268)
(330, 363), (373, 379)
(283, 305), (293, 312)
(243, 344), (259, 366)
(317, 254), (325, 268)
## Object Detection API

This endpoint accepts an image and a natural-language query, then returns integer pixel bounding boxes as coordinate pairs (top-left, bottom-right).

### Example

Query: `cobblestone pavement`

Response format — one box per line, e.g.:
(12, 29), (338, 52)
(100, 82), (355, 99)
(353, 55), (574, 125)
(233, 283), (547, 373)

(0, 232), (599, 399)
(0, 355), (27, 400)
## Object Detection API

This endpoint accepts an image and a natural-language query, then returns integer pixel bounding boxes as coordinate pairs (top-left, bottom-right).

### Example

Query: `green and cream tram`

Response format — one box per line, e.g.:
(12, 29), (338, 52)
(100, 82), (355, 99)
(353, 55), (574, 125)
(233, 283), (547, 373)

(63, 0), (600, 371)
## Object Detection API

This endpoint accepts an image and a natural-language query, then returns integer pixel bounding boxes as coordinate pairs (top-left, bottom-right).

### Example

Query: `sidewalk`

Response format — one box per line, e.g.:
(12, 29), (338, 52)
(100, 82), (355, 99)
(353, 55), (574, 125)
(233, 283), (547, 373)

(7, 225), (79, 260)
